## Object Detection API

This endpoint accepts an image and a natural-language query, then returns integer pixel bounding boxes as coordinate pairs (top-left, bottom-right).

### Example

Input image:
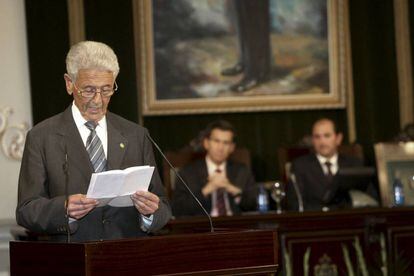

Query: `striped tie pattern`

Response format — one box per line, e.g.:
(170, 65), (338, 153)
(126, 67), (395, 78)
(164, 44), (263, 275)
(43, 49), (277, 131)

(85, 121), (107, 173)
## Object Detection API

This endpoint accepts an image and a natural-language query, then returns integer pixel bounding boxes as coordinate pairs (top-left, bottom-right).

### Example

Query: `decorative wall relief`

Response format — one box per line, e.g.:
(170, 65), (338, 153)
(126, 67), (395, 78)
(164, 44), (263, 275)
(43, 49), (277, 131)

(0, 107), (29, 160)
(314, 254), (338, 276)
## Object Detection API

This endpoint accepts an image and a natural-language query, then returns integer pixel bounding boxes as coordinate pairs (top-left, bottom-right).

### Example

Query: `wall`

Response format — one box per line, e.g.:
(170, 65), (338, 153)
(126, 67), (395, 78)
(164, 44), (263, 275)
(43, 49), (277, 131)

(0, 0), (32, 274)
(0, 1), (31, 220)
(25, 0), (401, 182)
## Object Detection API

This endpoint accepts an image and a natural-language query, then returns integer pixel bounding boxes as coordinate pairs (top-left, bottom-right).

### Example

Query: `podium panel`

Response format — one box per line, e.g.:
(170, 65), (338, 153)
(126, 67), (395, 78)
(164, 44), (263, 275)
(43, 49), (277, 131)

(10, 230), (278, 275)
(387, 225), (414, 275)
(167, 207), (414, 275)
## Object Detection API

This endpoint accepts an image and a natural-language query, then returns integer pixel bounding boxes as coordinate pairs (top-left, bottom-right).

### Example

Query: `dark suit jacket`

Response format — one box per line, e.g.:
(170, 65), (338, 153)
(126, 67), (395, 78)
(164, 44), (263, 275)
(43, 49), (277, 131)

(16, 107), (171, 242)
(287, 153), (363, 211)
(171, 159), (257, 218)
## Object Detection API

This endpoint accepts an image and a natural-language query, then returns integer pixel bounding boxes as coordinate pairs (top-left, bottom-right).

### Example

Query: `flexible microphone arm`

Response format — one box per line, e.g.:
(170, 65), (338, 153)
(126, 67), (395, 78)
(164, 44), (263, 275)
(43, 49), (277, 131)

(289, 173), (304, 212)
(146, 133), (214, 233)
(63, 145), (71, 243)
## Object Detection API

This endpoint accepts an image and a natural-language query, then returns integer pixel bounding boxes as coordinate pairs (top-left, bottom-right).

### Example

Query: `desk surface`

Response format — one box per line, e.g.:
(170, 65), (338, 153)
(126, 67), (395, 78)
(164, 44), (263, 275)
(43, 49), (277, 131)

(168, 206), (414, 231)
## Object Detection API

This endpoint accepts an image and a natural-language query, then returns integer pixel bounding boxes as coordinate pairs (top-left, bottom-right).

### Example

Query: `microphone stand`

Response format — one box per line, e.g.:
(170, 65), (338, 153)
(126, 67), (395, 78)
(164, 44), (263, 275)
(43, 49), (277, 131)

(146, 134), (214, 232)
(63, 147), (71, 243)
(290, 173), (304, 212)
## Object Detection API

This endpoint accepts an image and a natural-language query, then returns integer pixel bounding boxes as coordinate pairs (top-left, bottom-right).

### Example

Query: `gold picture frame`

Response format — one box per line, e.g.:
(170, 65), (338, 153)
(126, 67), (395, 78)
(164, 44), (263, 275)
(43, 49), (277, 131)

(374, 142), (414, 206)
(133, 0), (352, 115)
(394, 0), (413, 128)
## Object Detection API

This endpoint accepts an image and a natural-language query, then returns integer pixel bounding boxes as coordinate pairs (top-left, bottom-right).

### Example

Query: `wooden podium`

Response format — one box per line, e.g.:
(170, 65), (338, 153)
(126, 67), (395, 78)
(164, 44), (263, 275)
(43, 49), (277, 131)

(10, 229), (278, 275)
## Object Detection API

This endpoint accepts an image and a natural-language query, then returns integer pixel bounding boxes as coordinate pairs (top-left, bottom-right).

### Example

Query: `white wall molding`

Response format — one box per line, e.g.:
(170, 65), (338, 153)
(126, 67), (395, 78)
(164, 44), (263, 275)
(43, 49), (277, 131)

(0, 0), (32, 222)
(0, 107), (28, 161)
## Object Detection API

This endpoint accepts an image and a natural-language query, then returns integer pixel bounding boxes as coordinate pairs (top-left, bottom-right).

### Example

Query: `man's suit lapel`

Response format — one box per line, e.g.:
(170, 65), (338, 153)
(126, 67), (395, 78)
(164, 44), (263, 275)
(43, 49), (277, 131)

(57, 107), (93, 187)
(226, 161), (238, 188)
(226, 161), (238, 211)
(310, 154), (326, 184)
(199, 160), (212, 210)
(337, 154), (347, 168)
(330, 154), (347, 191)
(310, 154), (331, 200)
(106, 113), (128, 170)
(200, 160), (209, 183)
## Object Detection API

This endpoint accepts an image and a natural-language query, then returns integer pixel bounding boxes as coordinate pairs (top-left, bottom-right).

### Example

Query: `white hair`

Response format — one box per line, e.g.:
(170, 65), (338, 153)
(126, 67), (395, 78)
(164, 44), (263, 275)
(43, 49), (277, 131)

(66, 41), (120, 81)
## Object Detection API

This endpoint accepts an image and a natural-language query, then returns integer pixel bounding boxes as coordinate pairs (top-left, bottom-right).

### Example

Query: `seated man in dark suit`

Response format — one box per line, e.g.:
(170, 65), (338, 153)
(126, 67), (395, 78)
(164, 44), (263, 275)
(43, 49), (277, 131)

(287, 118), (363, 211)
(16, 41), (171, 242)
(172, 120), (257, 217)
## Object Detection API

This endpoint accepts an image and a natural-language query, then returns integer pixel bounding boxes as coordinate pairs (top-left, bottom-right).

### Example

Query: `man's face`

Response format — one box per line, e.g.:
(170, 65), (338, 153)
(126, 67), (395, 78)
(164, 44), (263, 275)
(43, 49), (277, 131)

(64, 69), (115, 122)
(203, 129), (235, 165)
(312, 121), (342, 158)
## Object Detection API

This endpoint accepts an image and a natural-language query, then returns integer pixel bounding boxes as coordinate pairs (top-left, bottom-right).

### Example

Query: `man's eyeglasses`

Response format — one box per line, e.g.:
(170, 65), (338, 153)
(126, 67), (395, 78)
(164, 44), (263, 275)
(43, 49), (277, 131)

(73, 82), (118, 98)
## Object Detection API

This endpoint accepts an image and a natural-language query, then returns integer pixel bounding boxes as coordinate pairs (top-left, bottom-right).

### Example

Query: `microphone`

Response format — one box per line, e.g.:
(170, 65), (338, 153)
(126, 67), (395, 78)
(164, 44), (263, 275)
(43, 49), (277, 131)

(289, 173), (304, 212)
(145, 133), (214, 232)
(62, 145), (71, 243)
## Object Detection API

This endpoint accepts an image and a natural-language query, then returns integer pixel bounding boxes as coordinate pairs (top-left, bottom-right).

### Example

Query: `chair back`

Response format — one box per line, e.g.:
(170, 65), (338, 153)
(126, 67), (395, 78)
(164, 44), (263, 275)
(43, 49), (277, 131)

(374, 142), (414, 206)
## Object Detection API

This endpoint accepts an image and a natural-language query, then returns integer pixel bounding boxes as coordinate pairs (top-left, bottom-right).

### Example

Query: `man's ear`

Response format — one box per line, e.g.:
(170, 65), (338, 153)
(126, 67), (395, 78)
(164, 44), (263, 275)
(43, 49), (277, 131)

(64, 74), (73, 95)
(336, 132), (343, 145)
(202, 138), (209, 151)
(229, 142), (235, 154)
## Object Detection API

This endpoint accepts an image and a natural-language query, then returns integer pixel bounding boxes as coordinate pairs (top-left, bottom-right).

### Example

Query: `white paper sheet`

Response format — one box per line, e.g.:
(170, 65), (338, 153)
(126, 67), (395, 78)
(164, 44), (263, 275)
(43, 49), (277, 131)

(86, 166), (155, 207)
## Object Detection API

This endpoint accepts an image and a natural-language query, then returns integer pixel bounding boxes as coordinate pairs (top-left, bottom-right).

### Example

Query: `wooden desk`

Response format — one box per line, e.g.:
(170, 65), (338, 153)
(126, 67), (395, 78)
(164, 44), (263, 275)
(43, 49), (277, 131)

(167, 207), (414, 275)
(10, 230), (278, 276)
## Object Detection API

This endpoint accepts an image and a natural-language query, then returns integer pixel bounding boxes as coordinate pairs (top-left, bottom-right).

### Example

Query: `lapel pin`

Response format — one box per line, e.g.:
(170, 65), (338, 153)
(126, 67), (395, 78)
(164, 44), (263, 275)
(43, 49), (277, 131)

(120, 143), (125, 149)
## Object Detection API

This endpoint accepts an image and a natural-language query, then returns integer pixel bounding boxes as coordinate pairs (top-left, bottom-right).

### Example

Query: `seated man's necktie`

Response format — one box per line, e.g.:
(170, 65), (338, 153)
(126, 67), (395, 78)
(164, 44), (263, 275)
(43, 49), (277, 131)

(85, 121), (107, 173)
(215, 168), (227, 216)
(325, 161), (333, 184)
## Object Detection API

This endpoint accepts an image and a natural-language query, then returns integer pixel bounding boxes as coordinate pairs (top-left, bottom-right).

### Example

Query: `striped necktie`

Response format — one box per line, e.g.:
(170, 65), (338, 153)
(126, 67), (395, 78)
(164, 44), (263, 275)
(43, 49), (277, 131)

(85, 121), (107, 173)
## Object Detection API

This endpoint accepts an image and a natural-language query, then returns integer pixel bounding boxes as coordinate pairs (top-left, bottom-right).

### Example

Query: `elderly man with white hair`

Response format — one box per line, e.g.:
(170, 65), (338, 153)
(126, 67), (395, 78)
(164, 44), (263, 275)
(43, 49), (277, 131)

(16, 41), (171, 242)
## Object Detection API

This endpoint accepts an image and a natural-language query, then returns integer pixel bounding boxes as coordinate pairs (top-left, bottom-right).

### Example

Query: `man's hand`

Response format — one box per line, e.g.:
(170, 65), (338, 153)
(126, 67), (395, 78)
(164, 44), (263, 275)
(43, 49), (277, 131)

(131, 191), (160, 216)
(209, 173), (229, 188)
(67, 194), (98, 220)
(202, 172), (241, 197)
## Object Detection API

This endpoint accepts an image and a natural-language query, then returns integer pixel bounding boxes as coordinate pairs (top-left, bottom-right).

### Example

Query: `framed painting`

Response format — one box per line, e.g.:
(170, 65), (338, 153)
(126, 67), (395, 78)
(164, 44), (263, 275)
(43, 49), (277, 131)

(374, 142), (414, 206)
(394, 0), (413, 128)
(133, 0), (352, 115)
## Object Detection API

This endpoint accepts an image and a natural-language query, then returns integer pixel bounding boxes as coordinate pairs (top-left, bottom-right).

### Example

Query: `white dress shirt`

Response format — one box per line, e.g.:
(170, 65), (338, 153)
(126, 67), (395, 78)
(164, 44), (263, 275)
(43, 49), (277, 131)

(316, 153), (339, 175)
(71, 103), (108, 156)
